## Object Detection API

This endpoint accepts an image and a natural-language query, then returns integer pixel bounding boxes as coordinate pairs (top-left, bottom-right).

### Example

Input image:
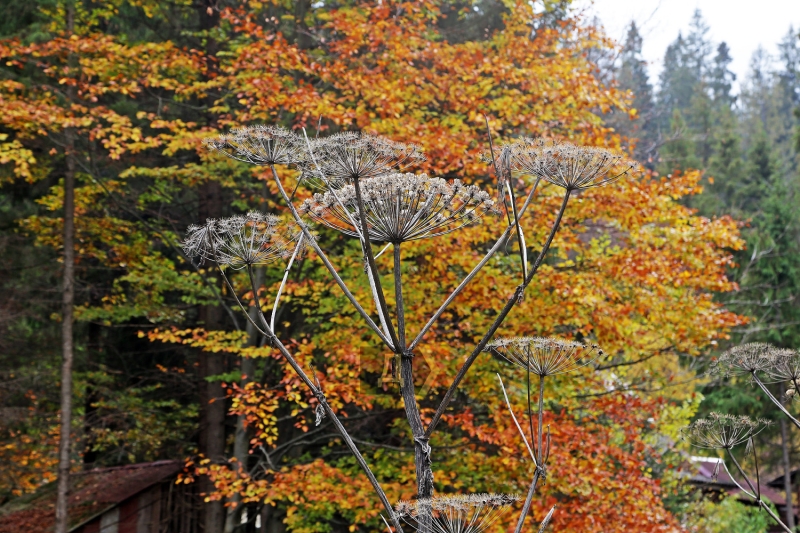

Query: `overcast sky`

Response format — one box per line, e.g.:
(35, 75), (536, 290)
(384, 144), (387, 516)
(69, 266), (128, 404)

(574, 0), (800, 91)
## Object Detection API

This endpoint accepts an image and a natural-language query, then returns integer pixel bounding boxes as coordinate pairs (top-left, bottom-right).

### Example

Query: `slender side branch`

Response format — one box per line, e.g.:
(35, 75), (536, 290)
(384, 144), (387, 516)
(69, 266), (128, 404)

(271, 234), (304, 332)
(218, 265), (267, 337)
(394, 244), (407, 350)
(753, 375), (800, 429)
(497, 374), (536, 465)
(536, 375), (545, 465)
(424, 190), (571, 437)
(484, 114), (527, 280)
(270, 165), (394, 350)
(409, 178), (540, 351)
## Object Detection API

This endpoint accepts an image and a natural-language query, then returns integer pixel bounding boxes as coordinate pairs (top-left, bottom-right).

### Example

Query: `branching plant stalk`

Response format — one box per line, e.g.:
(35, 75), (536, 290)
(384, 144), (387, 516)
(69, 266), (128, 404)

(270, 165), (394, 349)
(241, 266), (404, 532)
(425, 190), (571, 438)
(408, 177), (540, 351)
(726, 449), (792, 533)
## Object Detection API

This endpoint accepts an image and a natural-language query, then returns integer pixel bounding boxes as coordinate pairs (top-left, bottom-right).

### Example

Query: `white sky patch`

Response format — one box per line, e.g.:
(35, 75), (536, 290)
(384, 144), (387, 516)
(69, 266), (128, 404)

(574, 0), (800, 91)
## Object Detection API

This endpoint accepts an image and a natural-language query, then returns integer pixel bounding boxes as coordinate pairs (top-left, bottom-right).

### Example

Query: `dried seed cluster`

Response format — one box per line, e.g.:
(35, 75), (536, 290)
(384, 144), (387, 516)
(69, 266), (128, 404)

(302, 131), (426, 187)
(183, 211), (301, 269)
(204, 125), (305, 166)
(710, 343), (792, 378)
(395, 493), (520, 533)
(488, 138), (632, 191)
(300, 173), (497, 243)
(487, 336), (603, 377)
(681, 412), (770, 450)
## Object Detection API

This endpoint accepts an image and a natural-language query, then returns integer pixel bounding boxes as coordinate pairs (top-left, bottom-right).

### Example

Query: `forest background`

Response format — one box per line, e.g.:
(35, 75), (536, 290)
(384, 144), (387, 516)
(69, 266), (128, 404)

(0, 1), (798, 532)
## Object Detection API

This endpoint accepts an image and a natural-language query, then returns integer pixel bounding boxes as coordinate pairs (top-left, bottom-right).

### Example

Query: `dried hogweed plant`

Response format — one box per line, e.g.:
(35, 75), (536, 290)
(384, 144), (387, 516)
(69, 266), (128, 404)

(194, 124), (633, 533)
(682, 343), (800, 532)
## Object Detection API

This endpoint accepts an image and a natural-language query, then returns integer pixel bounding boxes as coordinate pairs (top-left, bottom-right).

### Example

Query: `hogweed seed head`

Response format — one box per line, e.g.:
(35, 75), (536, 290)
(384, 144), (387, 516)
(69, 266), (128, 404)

(681, 412), (770, 450)
(395, 493), (520, 533)
(488, 138), (633, 191)
(487, 337), (603, 377)
(760, 348), (800, 383)
(204, 125), (305, 166)
(710, 343), (788, 379)
(302, 131), (425, 187)
(183, 211), (301, 269)
(300, 173), (497, 243)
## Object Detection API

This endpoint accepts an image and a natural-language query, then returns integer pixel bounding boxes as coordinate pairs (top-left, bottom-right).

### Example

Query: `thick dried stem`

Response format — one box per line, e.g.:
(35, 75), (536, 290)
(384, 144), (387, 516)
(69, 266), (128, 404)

(513, 470), (542, 533)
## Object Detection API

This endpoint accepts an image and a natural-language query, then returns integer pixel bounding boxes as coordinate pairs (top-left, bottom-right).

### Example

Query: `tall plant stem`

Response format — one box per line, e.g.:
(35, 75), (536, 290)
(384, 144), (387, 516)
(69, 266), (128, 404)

(424, 190), (571, 438)
(394, 245), (434, 503)
(55, 4), (77, 532)
(270, 165), (394, 349)
(353, 177), (401, 350)
(243, 267), (404, 533)
(409, 178), (540, 351)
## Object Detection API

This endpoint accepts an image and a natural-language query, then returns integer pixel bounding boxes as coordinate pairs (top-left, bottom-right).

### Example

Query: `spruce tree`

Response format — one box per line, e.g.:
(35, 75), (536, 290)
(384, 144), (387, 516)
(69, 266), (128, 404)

(610, 22), (658, 165)
(709, 42), (737, 110)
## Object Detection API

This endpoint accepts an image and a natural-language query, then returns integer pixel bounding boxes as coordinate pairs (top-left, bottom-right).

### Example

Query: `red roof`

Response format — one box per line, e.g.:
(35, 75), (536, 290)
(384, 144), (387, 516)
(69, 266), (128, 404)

(0, 461), (181, 533)
(689, 456), (786, 506)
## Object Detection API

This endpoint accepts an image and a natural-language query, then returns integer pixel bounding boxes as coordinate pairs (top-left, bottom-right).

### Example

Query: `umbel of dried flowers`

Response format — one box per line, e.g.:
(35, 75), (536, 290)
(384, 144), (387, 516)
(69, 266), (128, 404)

(300, 173), (497, 243)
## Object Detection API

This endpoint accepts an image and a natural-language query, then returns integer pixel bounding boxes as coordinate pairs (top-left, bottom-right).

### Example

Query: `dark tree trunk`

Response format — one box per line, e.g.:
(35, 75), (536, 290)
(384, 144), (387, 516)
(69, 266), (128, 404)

(55, 4), (77, 532)
(197, 1), (227, 530)
(225, 268), (263, 533)
(198, 180), (226, 533)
